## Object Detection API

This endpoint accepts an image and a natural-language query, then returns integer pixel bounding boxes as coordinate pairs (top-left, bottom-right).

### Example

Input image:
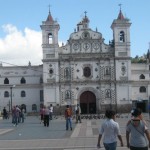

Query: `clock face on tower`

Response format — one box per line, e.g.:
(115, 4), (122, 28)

(83, 42), (90, 50)
(93, 42), (100, 50)
(82, 32), (90, 39)
(73, 43), (79, 50)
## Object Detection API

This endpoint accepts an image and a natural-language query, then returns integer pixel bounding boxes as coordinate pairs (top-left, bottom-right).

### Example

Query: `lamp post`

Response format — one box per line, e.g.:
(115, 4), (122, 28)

(148, 96), (150, 119)
(10, 85), (15, 111)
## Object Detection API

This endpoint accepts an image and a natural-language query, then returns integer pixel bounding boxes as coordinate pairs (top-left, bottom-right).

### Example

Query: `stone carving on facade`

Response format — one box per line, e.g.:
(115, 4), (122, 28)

(64, 67), (71, 79)
(65, 90), (71, 99)
(121, 63), (126, 76)
(105, 89), (111, 98)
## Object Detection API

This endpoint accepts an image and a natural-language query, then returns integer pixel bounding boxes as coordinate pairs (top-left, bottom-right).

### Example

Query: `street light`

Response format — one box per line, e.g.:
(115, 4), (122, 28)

(148, 96), (150, 119)
(10, 85), (15, 111)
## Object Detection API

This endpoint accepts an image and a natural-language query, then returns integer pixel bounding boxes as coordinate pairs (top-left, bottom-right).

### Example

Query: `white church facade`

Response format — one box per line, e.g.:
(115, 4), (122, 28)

(0, 9), (150, 113)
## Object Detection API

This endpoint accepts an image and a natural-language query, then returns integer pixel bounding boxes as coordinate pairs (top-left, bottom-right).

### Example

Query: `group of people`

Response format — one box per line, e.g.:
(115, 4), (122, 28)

(2, 103), (150, 149)
(2, 105), (25, 126)
(97, 108), (150, 150)
(40, 103), (82, 130)
(12, 105), (25, 126)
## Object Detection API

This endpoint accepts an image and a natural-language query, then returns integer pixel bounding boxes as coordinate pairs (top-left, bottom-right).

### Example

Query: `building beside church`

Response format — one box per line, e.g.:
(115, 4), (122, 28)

(0, 9), (150, 113)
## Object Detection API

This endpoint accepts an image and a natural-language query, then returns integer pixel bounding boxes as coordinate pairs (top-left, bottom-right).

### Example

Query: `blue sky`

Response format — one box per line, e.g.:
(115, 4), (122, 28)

(0, 0), (150, 65)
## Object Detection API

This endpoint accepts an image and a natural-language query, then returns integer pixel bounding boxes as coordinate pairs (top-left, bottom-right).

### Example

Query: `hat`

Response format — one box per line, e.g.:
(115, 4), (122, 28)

(131, 108), (142, 117)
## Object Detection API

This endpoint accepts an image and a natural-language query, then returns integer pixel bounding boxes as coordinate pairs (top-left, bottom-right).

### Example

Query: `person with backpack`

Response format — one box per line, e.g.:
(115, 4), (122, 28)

(126, 108), (150, 150)
(65, 105), (72, 130)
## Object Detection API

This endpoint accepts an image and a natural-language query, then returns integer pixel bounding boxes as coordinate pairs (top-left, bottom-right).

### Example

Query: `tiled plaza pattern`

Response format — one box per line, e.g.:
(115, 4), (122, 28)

(0, 114), (149, 150)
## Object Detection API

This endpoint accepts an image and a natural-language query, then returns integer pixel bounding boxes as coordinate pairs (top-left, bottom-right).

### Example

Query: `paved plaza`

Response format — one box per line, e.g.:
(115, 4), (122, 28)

(0, 114), (149, 150)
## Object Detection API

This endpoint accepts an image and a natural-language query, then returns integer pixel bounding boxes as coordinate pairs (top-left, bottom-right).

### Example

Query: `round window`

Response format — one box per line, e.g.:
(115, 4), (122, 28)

(83, 67), (91, 77)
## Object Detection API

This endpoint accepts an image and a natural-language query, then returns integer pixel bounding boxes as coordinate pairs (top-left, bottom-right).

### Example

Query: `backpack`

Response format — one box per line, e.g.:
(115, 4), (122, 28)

(66, 108), (71, 117)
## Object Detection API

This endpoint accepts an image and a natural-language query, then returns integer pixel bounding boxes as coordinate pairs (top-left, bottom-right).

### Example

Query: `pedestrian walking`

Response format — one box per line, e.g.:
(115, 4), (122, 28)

(20, 108), (25, 123)
(126, 108), (150, 150)
(97, 109), (123, 149)
(3, 107), (8, 119)
(43, 106), (50, 127)
(49, 104), (53, 120)
(65, 105), (72, 131)
(75, 104), (81, 123)
(40, 106), (45, 124)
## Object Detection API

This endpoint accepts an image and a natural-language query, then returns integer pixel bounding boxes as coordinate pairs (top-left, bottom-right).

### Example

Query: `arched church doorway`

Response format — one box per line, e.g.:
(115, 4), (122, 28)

(80, 91), (96, 114)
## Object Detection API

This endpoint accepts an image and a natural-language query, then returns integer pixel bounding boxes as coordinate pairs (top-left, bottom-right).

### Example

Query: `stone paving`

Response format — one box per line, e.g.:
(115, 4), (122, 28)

(0, 114), (149, 150)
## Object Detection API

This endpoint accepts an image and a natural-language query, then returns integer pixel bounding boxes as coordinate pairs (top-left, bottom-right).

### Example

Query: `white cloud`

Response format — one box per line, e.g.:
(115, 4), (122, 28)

(0, 24), (42, 66)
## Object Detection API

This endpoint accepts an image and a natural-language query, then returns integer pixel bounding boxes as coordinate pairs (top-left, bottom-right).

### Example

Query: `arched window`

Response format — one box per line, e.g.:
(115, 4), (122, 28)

(139, 86), (146, 93)
(140, 74), (145, 79)
(21, 91), (26, 97)
(4, 91), (9, 97)
(32, 104), (37, 111)
(20, 77), (26, 84)
(4, 78), (9, 84)
(83, 67), (91, 77)
(48, 33), (53, 44)
(119, 31), (125, 42)
(64, 67), (71, 79)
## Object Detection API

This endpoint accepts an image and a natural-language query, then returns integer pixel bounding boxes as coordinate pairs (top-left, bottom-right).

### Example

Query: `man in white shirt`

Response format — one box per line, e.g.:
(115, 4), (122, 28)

(97, 110), (123, 150)
(49, 104), (53, 120)
(75, 104), (81, 123)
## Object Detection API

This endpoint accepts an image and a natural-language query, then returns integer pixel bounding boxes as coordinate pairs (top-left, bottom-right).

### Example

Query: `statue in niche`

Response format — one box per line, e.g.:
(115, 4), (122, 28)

(65, 90), (71, 99)
(105, 67), (110, 75)
(105, 89), (111, 98)
(65, 67), (71, 79)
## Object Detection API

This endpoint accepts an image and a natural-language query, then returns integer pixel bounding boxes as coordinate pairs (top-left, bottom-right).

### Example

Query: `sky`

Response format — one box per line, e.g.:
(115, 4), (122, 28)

(0, 0), (150, 66)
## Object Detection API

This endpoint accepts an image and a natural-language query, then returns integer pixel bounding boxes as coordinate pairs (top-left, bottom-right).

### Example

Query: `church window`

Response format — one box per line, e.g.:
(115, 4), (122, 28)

(119, 31), (125, 42)
(40, 90), (44, 102)
(83, 67), (91, 77)
(48, 33), (53, 44)
(21, 91), (26, 97)
(49, 69), (53, 74)
(64, 67), (71, 79)
(32, 104), (37, 111)
(139, 86), (146, 93)
(4, 78), (9, 84)
(105, 89), (111, 98)
(65, 90), (71, 99)
(140, 74), (145, 79)
(20, 77), (26, 84)
(40, 77), (43, 83)
(4, 91), (9, 97)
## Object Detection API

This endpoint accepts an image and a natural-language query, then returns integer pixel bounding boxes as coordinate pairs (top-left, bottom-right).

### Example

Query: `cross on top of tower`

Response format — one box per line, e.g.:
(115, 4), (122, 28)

(84, 11), (87, 17)
(48, 4), (51, 14)
(118, 4), (122, 10)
